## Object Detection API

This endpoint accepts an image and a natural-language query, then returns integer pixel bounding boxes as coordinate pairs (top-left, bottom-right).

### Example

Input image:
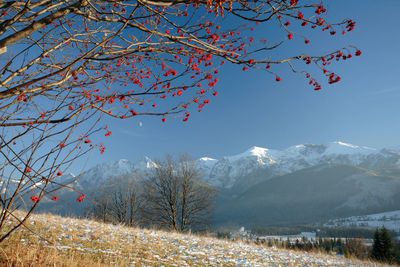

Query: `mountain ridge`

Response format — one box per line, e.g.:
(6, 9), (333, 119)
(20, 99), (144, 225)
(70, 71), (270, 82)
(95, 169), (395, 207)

(63, 140), (400, 196)
(35, 141), (400, 226)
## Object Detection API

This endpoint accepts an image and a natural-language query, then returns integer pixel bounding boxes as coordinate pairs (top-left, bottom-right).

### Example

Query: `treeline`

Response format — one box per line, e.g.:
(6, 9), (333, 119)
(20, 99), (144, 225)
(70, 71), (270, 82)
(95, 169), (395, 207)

(258, 237), (370, 260)
(371, 227), (400, 264)
(252, 225), (392, 239)
(318, 227), (393, 239)
(252, 225), (316, 236)
(86, 155), (216, 232)
(253, 227), (400, 264)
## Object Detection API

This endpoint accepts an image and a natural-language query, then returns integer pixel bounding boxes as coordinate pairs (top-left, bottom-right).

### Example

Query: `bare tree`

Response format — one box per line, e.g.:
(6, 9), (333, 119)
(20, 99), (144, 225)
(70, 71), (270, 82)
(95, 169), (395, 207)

(88, 175), (142, 226)
(142, 155), (216, 232)
(0, 0), (360, 241)
(110, 175), (142, 226)
(87, 183), (112, 223)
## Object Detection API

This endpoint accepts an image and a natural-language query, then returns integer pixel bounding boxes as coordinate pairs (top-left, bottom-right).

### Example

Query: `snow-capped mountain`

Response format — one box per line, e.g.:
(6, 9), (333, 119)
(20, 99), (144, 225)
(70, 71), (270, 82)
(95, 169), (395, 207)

(34, 157), (157, 216)
(35, 140), (400, 226)
(71, 157), (156, 189)
(199, 141), (400, 190)
(60, 141), (400, 191)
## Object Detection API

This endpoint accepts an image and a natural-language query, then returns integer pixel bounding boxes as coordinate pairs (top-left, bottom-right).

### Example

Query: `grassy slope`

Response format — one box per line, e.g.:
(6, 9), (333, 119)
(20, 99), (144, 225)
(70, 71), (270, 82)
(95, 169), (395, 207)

(0, 211), (388, 266)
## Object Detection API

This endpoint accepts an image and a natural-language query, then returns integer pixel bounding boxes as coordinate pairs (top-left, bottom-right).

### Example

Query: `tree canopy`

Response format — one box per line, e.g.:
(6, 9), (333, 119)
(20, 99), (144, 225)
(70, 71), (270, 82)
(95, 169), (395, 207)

(0, 0), (360, 242)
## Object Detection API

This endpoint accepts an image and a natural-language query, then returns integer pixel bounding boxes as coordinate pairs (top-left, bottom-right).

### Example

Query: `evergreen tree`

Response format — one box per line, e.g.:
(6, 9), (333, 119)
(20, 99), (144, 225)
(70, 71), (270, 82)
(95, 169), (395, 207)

(393, 240), (400, 264)
(372, 227), (393, 263)
(380, 227), (393, 263)
(372, 228), (383, 261)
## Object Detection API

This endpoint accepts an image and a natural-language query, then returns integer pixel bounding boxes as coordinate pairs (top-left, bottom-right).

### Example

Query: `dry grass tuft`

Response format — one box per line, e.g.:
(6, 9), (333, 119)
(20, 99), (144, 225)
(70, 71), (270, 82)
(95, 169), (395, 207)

(0, 238), (109, 266)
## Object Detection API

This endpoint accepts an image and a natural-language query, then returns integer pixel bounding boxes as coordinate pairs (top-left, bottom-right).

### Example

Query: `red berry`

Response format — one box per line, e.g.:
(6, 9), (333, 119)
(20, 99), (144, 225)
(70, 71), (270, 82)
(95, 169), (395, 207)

(30, 196), (40, 203)
(76, 194), (85, 202)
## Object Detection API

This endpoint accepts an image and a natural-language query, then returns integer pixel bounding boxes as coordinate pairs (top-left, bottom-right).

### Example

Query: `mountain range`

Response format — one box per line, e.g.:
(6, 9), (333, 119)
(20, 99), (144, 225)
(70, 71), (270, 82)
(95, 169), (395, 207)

(35, 141), (400, 227)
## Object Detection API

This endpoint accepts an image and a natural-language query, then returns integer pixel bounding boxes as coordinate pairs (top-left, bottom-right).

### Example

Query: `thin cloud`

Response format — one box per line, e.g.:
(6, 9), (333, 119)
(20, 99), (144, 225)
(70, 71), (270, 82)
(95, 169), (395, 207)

(365, 87), (400, 96)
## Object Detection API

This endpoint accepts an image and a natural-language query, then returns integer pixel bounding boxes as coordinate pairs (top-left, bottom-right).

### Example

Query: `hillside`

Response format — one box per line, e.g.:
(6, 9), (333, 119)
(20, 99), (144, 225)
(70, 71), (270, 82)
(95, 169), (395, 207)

(215, 164), (400, 227)
(1, 211), (387, 266)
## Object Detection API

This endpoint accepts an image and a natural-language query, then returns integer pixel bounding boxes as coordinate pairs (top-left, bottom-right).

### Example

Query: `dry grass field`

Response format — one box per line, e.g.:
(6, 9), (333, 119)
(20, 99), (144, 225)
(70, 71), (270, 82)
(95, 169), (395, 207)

(0, 211), (389, 266)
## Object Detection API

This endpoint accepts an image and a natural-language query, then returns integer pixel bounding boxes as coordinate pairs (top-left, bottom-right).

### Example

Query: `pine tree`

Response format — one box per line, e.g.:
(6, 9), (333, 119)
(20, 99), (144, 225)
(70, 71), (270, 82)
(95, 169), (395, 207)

(372, 227), (393, 263)
(372, 228), (383, 261)
(380, 227), (393, 263)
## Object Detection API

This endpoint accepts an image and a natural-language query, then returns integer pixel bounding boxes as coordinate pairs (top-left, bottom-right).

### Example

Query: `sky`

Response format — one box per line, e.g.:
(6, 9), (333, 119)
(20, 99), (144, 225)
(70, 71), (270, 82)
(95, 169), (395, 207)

(85, 0), (400, 168)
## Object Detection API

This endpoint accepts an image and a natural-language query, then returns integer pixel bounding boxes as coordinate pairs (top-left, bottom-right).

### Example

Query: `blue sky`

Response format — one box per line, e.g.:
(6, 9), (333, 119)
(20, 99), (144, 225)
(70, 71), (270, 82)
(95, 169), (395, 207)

(86, 0), (400, 167)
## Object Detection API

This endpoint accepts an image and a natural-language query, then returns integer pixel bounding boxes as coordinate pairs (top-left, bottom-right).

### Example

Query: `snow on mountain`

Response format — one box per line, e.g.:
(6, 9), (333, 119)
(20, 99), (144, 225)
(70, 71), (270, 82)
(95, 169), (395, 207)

(227, 146), (278, 170)
(324, 141), (376, 155)
(67, 141), (398, 191)
(226, 146), (279, 164)
(34, 141), (400, 221)
(320, 142), (378, 165)
(135, 156), (158, 171)
(199, 157), (217, 162)
(198, 141), (395, 189)
(198, 157), (217, 177)
(202, 146), (281, 188)
(75, 157), (155, 188)
(81, 159), (135, 181)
